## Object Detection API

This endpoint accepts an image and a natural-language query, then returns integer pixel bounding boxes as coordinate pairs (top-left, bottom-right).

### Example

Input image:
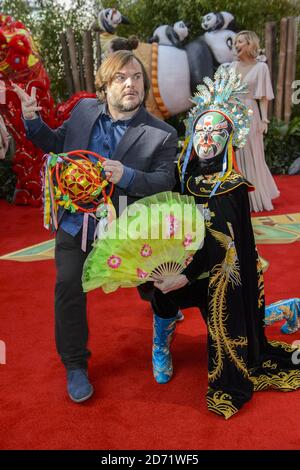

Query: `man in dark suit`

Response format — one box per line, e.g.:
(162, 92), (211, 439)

(13, 51), (177, 403)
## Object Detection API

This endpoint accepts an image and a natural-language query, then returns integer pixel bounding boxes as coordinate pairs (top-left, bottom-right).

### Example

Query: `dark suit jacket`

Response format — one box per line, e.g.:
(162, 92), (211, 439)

(26, 98), (178, 214)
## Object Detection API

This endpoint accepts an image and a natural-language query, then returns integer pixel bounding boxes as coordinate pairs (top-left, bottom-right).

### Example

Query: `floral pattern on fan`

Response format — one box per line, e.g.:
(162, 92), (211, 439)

(165, 214), (180, 238)
(183, 234), (193, 247)
(140, 244), (152, 257)
(137, 268), (149, 279)
(107, 255), (122, 269)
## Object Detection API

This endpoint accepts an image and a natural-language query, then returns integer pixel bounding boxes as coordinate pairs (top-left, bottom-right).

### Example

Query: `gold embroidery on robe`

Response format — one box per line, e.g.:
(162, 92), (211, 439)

(207, 224), (248, 382)
(268, 340), (299, 353)
(251, 370), (300, 391)
(256, 254), (265, 309)
(187, 170), (254, 198)
(206, 390), (239, 419)
(262, 360), (278, 370)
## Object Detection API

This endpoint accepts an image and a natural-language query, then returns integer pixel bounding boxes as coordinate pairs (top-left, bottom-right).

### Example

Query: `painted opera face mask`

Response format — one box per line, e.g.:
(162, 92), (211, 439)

(193, 112), (231, 160)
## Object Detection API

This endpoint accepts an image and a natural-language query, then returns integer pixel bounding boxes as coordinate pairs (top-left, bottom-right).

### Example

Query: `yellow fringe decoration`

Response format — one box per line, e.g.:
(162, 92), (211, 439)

(220, 132), (234, 182)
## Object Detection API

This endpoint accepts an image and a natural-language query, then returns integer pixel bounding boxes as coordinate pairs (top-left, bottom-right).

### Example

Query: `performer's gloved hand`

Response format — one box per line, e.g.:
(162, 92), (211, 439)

(102, 159), (124, 184)
(152, 274), (189, 294)
(12, 84), (42, 120)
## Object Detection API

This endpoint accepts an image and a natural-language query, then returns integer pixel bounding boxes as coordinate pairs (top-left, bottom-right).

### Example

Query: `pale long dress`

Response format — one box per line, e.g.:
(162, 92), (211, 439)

(230, 61), (280, 212)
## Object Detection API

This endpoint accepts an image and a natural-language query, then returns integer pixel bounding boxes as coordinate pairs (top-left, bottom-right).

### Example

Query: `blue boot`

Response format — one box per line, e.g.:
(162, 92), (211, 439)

(67, 368), (94, 403)
(152, 314), (177, 384)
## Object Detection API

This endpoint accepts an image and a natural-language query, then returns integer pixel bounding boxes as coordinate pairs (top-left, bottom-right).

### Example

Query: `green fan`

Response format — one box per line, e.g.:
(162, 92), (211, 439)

(82, 191), (205, 293)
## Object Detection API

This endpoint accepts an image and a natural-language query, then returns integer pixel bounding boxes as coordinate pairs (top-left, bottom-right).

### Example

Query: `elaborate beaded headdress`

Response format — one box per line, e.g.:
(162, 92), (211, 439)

(179, 66), (252, 193)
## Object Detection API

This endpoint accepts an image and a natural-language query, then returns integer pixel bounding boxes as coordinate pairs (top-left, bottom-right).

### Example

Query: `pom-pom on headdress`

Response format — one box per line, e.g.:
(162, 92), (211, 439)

(179, 66), (252, 193)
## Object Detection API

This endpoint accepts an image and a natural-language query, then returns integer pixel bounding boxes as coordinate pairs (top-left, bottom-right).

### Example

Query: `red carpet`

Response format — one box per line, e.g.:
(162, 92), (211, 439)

(0, 175), (300, 450)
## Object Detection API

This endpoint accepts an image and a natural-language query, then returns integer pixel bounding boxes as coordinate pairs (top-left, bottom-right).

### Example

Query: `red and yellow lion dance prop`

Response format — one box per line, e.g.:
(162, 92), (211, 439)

(0, 13), (95, 206)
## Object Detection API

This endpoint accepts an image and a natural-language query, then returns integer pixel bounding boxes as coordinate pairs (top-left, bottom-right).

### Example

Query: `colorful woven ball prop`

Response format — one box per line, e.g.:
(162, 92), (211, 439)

(59, 158), (103, 205)
(43, 150), (114, 230)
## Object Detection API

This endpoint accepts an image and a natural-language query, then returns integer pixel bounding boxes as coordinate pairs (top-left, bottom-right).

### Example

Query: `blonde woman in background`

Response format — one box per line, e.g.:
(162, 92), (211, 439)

(230, 30), (279, 212)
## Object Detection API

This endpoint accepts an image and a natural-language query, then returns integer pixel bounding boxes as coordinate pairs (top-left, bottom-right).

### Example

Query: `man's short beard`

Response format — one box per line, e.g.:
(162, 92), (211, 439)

(108, 92), (144, 113)
(114, 100), (142, 112)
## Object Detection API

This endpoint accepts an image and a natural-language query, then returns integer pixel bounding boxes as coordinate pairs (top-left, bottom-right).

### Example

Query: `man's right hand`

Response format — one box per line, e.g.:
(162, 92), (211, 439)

(12, 84), (42, 120)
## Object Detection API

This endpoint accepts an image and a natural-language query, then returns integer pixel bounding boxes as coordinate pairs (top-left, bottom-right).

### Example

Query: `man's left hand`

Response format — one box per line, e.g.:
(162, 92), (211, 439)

(102, 160), (124, 184)
(153, 274), (189, 294)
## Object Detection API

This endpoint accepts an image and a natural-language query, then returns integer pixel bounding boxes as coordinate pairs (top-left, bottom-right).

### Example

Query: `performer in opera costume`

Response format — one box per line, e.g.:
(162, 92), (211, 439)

(151, 67), (300, 419)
